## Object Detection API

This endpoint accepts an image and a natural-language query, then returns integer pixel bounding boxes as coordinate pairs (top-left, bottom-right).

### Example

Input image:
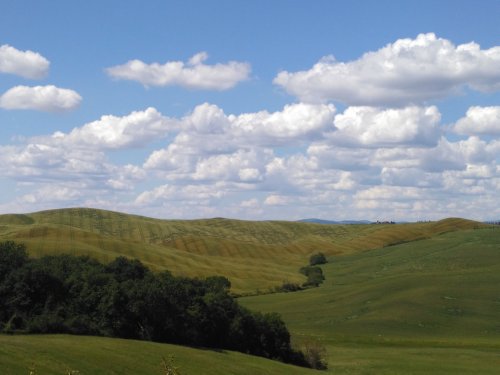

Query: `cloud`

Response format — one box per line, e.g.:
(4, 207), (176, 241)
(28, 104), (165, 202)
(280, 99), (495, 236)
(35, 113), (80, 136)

(264, 194), (289, 206)
(1, 99), (499, 221)
(0, 140), (146, 193)
(106, 164), (146, 190)
(418, 136), (500, 173)
(240, 198), (259, 208)
(0, 44), (50, 79)
(454, 106), (500, 136)
(20, 185), (83, 204)
(143, 102), (335, 186)
(308, 143), (375, 171)
(354, 185), (428, 215)
(144, 102), (335, 173)
(0, 85), (81, 112)
(192, 148), (271, 182)
(107, 52), (251, 90)
(380, 167), (442, 188)
(274, 33), (500, 106)
(328, 105), (441, 147)
(135, 184), (225, 205)
(49, 107), (178, 149)
(231, 102), (336, 145)
(355, 185), (422, 202)
(0, 143), (109, 180)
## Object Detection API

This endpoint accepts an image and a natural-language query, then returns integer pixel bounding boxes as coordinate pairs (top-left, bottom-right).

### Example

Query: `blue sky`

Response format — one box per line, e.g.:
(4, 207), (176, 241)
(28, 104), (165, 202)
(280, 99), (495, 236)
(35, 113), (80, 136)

(1, 0), (499, 221)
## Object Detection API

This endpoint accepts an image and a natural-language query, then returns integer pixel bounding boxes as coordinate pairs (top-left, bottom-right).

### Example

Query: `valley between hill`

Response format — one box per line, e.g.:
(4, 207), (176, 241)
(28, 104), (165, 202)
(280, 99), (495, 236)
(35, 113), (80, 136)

(0, 208), (485, 293)
(241, 227), (500, 374)
(1, 209), (498, 374)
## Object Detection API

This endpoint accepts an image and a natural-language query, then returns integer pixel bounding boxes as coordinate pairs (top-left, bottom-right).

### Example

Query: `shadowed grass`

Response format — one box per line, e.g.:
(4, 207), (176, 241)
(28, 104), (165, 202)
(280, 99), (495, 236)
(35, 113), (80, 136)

(0, 334), (318, 375)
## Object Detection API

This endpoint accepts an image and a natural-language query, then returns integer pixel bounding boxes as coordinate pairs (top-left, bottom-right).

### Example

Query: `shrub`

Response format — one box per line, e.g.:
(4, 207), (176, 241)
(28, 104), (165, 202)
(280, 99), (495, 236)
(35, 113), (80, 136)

(302, 340), (328, 370)
(279, 282), (302, 292)
(309, 252), (327, 266)
(161, 355), (181, 375)
(300, 266), (325, 287)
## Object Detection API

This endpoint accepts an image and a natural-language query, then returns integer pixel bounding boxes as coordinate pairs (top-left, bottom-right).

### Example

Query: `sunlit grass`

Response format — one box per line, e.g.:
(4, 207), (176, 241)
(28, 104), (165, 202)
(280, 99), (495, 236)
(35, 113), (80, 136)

(0, 208), (485, 294)
(241, 227), (500, 374)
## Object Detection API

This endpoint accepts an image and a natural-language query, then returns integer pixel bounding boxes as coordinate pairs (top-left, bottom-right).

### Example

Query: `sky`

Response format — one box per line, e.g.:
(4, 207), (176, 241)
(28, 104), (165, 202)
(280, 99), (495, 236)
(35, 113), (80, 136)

(0, 0), (499, 221)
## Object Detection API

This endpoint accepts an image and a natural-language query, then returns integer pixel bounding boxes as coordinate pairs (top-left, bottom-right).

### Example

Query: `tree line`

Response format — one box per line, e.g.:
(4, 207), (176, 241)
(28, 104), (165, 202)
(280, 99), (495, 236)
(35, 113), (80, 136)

(0, 241), (313, 368)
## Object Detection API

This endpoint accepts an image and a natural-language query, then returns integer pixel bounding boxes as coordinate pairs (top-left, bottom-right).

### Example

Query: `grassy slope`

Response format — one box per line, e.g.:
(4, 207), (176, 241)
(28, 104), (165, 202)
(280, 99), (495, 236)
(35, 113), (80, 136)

(0, 212), (497, 374)
(0, 334), (317, 375)
(240, 227), (500, 374)
(0, 208), (485, 293)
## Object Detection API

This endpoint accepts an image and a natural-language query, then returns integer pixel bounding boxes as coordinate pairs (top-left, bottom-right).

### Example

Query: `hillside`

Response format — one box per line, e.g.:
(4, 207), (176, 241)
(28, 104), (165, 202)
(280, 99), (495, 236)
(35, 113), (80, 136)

(241, 227), (500, 374)
(0, 334), (317, 375)
(0, 208), (486, 293)
(2, 227), (499, 374)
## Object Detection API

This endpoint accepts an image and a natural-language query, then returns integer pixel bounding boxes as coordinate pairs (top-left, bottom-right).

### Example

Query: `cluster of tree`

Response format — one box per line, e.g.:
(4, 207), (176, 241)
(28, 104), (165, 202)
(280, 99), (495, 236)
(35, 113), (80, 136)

(309, 252), (327, 266)
(277, 252), (328, 292)
(299, 266), (325, 287)
(0, 241), (311, 368)
(299, 252), (327, 287)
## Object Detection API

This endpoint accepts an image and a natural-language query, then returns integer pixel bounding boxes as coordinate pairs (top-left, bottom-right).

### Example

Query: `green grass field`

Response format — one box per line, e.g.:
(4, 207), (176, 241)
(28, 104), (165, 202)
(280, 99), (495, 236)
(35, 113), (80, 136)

(0, 334), (317, 375)
(240, 227), (500, 374)
(1, 209), (498, 373)
(0, 208), (486, 293)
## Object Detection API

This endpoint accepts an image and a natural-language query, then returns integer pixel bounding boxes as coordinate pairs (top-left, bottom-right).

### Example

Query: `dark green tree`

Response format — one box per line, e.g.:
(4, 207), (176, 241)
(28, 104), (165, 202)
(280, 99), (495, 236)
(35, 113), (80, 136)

(309, 252), (327, 266)
(0, 241), (313, 368)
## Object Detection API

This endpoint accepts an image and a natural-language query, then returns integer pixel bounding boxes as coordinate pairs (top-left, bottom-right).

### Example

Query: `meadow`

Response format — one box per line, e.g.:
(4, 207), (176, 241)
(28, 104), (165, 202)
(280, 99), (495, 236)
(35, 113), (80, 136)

(241, 227), (500, 374)
(0, 334), (317, 375)
(0, 208), (485, 293)
(0, 209), (498, 373)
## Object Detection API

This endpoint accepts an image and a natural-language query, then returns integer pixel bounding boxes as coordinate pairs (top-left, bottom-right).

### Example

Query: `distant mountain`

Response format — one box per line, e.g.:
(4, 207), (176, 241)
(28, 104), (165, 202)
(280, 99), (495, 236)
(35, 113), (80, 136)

(299, 218), (372, 225)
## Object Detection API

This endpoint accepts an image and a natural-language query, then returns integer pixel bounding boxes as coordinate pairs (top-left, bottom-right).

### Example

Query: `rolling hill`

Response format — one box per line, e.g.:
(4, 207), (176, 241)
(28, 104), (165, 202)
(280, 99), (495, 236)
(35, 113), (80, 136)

(0, 209), (498, 373)
(0, 208), (487, 293)
(0, 334), (317, 375)
(241, 227), (500, 374)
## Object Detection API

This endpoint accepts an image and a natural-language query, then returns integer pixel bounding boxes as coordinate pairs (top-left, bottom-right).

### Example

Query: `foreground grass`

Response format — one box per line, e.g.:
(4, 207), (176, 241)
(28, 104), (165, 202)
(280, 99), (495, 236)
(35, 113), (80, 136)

(241, 228), (500, 374)
(0, 208), (485, 293)
(311, 343), (500, 375)
(0, 334), (317, 375)
(1, 223), (498, 374)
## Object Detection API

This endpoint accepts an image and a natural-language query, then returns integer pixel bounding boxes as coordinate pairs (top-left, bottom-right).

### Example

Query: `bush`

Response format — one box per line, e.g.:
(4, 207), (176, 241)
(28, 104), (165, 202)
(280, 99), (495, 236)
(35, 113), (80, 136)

(161, 355), (181, 375)
(279, 282), (302, 292)
(300, 266), (325, 287)
(309, 252), (327, 266)
(302, 340), (328, 370)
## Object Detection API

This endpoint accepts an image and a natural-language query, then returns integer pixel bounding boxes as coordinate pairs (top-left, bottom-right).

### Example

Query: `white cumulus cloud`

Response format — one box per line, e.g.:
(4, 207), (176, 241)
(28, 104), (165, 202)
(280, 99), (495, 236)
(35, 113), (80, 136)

(192, 148), (270, 182)
(0, 44), (50, 79)
(454, 106), (500, 136)
(143, 102), (336, 182)
(232, 102), (336, 144)
(328, 105), (441, 147)
(0, 85), (81, 112)
(274, 33), (500, 106)
(50, 107), (177, 149)
(144, 102), (335, 173)
(264, 194), (289, 206)
(135, 184), (225, 205)
(107, 52), (251, 90)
